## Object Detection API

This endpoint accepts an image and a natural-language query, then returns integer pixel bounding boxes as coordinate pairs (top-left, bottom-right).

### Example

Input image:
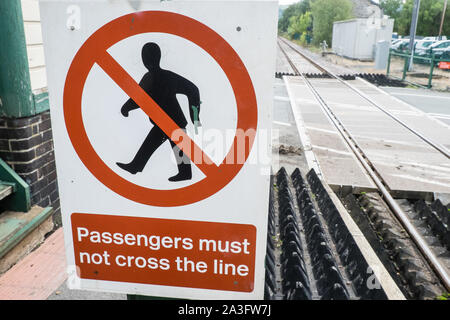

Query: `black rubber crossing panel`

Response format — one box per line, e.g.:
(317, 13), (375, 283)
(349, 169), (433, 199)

(264, 167), (389, 300)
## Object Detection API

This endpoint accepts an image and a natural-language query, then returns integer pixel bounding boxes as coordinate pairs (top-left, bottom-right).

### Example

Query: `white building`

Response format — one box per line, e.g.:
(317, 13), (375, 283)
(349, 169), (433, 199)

(332, 0), (393, 61)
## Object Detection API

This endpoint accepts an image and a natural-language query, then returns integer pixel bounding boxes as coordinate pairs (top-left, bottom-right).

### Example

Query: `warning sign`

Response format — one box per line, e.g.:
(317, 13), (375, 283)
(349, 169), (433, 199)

(438, 61), (450, 70)
(72, 213), (256, 292)
(40, 0), (277, 299)
(63, 10), (258, 207)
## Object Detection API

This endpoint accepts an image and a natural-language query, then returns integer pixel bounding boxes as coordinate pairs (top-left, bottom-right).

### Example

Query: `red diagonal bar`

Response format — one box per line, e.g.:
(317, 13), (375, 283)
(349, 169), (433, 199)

(96, 50), (218, 177)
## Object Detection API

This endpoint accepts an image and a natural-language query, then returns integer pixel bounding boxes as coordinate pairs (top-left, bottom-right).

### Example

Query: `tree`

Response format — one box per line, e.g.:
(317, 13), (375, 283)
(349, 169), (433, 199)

(287, 11), (313, 40)
(310, 0), (354, 45)
(394, 0), (450, 36)
(380, 0), (402, 21)
(278, 0), (311, 33)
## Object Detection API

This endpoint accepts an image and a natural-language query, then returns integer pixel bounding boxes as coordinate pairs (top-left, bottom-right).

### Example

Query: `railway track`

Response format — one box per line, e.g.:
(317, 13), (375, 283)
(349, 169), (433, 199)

(279, 37), (450, 159)
(265, 167), (394, 300)
(271, 37), (450, 299)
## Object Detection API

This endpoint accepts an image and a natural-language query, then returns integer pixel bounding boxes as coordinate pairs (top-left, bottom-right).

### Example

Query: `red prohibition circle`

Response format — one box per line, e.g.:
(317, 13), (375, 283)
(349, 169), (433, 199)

(63, 11), (258, 207)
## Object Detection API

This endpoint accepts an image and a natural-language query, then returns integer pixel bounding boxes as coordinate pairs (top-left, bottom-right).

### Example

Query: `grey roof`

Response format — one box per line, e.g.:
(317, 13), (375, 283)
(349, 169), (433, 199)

(351, 0), (383, 19)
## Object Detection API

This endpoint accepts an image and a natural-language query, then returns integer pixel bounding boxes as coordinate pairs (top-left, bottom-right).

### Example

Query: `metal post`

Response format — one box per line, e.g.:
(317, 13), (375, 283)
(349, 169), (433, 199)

(386, 50), (392, 76)
(439, 0), (448, 40)
(402, 55), (408, 81)
(408, 0), (421, 71)
(0, 0), (34, 119)
(428, 54), (435, 88)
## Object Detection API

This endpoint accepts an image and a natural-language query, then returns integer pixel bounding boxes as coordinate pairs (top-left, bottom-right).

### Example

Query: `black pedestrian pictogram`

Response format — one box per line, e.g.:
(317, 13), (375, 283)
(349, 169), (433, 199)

(116, 42), (201, 182)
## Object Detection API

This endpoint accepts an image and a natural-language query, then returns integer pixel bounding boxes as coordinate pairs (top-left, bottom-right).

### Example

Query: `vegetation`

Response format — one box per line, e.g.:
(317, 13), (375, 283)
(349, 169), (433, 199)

(279, 0), (353, 45)
(379, 0), (403, 22)
(310, 0), (353, 45)
(436, 292), (449, 300)
(279, 0), (450, 46)
(380, 0), (450, 36)
(288, 11), (312, 43)
(278, 0), (311, 34)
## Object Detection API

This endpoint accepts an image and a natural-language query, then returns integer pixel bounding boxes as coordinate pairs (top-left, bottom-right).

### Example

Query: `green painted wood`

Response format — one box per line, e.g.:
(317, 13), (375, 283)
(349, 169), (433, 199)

(0, 207), (53, 259)
(0, 158), (30, 212)
(390, 50), (450, 63)
(34, 92), (50, 114)
(0, 0), (35, 118)
(388, 49), (449, 89)
(402, 55), (408, 81)
(428, 54), (436, 89)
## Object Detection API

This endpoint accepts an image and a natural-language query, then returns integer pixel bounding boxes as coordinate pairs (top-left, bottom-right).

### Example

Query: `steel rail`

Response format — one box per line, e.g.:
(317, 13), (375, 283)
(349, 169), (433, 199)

(277, 40), (300, 76)
(279, 37), (450, 159)
(278, 39), (450, 292)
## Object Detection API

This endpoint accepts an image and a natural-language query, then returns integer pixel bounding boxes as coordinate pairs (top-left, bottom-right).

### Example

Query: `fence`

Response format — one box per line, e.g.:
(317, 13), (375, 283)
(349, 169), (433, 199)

(387, 50), (450, 88)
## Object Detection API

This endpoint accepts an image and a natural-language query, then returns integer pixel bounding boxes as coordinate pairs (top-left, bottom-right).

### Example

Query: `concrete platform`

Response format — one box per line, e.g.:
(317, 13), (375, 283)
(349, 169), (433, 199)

(381, 87), (450, 127)
(0, 227), (127, 300)
(284, 76), (376, 192)
(271, 77), (310, 176)
(287, 75), (450, 198)
(0, 228), (65, 299)
(352, 78), (450, 151)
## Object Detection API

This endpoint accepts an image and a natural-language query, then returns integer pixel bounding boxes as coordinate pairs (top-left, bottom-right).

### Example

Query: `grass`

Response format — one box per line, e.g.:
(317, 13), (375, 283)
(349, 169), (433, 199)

(436, 293), (449, 300)
(290, 39), (322, 53)
(280, 34), (322, 53)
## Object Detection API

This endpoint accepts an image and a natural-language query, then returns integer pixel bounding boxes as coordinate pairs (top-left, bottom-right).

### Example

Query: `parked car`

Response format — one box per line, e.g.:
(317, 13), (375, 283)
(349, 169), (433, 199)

(391, 39), (411, 52)
(441, 47), (450, 59)
(414, 40), (436, 53)
(431, 40), (450, 59)
(414, 40), (450, 64)
(416, 40), (450, 53)
(422, 36), (447, 41)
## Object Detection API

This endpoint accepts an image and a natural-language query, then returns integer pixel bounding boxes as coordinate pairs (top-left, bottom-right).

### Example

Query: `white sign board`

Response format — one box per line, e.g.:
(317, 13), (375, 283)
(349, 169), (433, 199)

(40, 0), (277, 299)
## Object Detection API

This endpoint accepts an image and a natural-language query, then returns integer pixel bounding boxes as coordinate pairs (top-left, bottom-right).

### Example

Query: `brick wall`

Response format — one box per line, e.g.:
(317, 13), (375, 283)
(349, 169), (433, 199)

(0, 111), (60, 226)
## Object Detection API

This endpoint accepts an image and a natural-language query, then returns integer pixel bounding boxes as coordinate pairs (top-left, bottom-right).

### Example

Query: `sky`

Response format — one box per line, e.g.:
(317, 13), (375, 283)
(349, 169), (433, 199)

(278, 0), (299, 4)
